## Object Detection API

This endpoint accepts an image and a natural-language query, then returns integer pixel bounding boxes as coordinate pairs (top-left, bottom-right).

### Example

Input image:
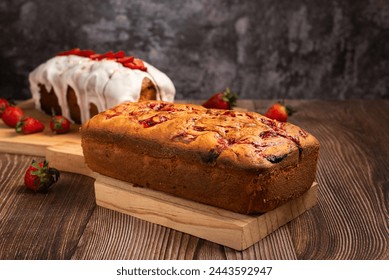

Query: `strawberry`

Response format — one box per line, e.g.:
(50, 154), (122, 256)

(2, 106), (24, 127)
(202, 87), (238, 110)
(265, 102), (295, 122)
(15, 117), (45, 134)
(24, 160), (60, 192)
(114, 50), (125, 58)
(78, 49), (95, 57)
(0, 98), (10, 117)
(57, 48), (81, 56)
(91, 51), (115, 60)
(123, 58), (147, 71)
(50, 115), (71, 134)
(133, 58), (146, 69)
(117, 56), (134, 64)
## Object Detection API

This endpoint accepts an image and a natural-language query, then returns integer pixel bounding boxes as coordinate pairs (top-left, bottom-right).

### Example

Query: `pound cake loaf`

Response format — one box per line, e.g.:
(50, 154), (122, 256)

(29, 49), (176, 123)
(81, 101), (320, 214)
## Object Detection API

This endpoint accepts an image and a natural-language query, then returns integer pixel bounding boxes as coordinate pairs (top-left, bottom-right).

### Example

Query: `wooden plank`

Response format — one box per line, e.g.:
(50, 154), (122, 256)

(0, 153), (96, 259)
(94, 174), (318, 251)
(0, 101), (81, 156)
(71, 206), (204, 260)
(0, 130), (80, 156)
(286, 100), (389, 259)
(45, 142), (95, 178)
(236, 99), (255, 112)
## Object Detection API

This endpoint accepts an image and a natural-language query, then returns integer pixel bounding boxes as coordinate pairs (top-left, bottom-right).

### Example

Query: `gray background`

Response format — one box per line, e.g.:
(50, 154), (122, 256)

(1, 0), (388, 100)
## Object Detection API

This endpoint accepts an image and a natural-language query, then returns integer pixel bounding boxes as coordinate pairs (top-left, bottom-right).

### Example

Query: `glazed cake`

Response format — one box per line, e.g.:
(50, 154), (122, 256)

(81, 101), (320, 214)
(29, 49), (176, 123)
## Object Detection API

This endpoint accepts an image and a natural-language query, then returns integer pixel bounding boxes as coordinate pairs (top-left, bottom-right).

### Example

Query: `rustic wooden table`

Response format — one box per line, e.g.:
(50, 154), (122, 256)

(0, 99), (388, 260)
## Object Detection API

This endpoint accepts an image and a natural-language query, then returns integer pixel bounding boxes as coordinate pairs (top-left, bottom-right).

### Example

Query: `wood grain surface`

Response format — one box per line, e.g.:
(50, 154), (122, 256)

(0, 99), (81, 157)
(93, 174), (317, 251)
(0, 100), (388, 260)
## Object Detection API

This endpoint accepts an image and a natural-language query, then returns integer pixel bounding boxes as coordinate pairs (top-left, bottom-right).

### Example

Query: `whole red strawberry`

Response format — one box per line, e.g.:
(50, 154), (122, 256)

(2, 106), (24, 127)
(202, 87), (238, 110)
(265, 102), (295, 122)
(15, 117), (45, 134)
(0, 98), (10, 117)
(24, 160), (60, 192)
(50, 115), (71, 134)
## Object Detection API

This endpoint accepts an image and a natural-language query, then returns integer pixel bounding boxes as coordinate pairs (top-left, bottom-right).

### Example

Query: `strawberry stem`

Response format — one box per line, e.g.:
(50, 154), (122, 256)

(15, 120), (24, 133)
(30, 160), (60, 192)
(286, 105), (296, 116)
(223, 87), (238, 109)
(279, 99), (296, 116)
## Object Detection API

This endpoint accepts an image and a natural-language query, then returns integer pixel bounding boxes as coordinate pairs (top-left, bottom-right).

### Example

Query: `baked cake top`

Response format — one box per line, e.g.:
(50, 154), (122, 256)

(82, 101), (319, 171)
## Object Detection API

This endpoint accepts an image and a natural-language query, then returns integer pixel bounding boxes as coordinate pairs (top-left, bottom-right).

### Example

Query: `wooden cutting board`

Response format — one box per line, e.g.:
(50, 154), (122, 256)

(45, 142), (318, 250)
(0, 99), (81, 156)
(0, 102), (318, 250)
(95, 176), (317, 251)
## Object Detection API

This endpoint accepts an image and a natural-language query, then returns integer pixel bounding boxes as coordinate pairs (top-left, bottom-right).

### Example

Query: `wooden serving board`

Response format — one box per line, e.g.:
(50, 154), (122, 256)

(95, 176), (318, 251)
(0, 100), (81, 156)
(46, 144), (318, 250)
(45, 142), (96, 178)
(1, 101), (318, 250)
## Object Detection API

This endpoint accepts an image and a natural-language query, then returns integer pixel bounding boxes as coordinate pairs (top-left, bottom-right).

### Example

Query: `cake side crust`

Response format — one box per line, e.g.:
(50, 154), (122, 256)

(81, 132), (318, 214)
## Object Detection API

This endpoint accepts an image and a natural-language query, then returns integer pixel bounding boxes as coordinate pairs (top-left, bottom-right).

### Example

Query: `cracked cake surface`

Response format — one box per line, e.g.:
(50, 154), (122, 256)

(81, 100), (320, 214)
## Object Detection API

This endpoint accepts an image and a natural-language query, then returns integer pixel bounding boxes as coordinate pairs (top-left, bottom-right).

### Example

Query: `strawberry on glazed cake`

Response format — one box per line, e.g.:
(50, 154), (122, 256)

(29, 48), (176, 124)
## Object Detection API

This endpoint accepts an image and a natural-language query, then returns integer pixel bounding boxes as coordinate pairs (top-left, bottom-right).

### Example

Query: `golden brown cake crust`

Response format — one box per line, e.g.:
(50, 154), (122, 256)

(81, 101), (320, 214)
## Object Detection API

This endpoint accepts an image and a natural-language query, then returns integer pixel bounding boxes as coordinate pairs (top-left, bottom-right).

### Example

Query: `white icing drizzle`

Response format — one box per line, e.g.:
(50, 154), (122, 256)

(29, 55), (176, 123)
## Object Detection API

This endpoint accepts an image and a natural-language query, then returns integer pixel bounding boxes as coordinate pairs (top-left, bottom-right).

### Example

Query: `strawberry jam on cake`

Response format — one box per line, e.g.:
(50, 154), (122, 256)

(81, 100), (320, 214)
(29, 49), (176, 123)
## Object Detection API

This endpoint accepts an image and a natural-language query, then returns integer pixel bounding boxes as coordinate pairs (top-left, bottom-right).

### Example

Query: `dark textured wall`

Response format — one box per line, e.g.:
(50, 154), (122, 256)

(1, 0), (388, 100)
